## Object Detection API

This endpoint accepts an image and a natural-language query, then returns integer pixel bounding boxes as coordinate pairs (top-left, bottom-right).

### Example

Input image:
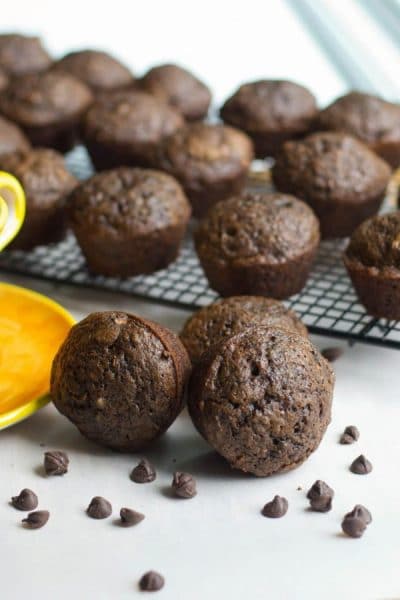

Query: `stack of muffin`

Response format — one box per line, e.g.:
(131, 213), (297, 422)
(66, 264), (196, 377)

(1, 32), (400, 319)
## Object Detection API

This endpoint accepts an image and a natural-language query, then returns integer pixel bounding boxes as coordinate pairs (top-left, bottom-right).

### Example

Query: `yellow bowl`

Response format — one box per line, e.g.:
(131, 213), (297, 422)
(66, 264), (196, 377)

(0, 171), (26, 251)
(0, 282), (75, 430)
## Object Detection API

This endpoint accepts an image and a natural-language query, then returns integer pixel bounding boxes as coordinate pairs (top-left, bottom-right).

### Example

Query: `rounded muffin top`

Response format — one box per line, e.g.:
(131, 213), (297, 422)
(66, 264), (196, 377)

(0, 114), (31, 159)
(345, 212), (400, 270)
(0, 33), (52, 76)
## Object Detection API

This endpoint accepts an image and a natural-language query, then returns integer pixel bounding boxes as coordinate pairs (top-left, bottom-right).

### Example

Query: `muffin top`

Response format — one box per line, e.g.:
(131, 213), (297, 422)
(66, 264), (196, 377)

(0, 115), (31, 160)
(195, 192), (320, 265)
(0, 34), (52, 76)
(0, 66), (8, 92)
(53, 49), (134, 92)
(181, 296), (307, 365)
(69, 167), (191, 236)
(273, 132), (391, 205)
(318, 92), (400, 145)
(141, 63), (211, 121)
(220, 80), (317, 133)
(345, 212), (400, 270)
(0, 71), (93, 127)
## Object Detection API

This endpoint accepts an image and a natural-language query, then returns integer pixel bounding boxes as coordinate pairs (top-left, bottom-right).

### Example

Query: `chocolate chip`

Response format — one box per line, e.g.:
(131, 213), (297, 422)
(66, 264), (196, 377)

(130, 459), (156, 484)
(341, 514), (367, 538)
(340, 425), (359, 445)
(119, 508), (145, 527)
(321, 347), (343, 362)
(345, 504), (372, 525)
(44, 450), (69, 475)
(350, 455), (373, 475)
(22, 510), (49, 529)
(172, 472), (197, 498)
(261, 495), (288, 518)
(87, 496), (112, 519)
(11, 489), (38, 511)
(139, 571), (165, 592)
(306, 480), (334, 512)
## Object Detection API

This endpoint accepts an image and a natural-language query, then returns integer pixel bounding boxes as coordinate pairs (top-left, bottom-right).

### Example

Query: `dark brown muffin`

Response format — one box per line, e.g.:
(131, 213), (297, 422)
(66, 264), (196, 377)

(0, 33), (52, 76)
(220, 80), (317, 158)
(188, 326), (334, 476)
(0, 66), (8, 92)
(52, 49), (134, 93)
(344, 211), (400, 320)
(2, 148), (77, 250)
(69, 167), (191, 277)
(157, 123), (254, 217)
(180, 296), (307, 365)
(273, 132), (391, 239)
(0, 71), (93, 152)
(82, 90), (184, 170)
(141, 63), (211, 121)
(51, 311), (191, 452)
(317, 92), (400, 169)
(194, 192), (320, 299)
(0, 115), (31, 161)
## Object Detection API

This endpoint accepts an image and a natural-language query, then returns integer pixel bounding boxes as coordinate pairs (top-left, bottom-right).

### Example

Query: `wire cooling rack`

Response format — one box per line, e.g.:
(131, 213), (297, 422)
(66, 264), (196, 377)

(1, 145), (400, 350)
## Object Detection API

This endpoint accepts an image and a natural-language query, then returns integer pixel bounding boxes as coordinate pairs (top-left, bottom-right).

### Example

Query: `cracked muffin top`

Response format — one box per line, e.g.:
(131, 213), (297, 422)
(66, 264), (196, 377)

(345, 212), (400, 270)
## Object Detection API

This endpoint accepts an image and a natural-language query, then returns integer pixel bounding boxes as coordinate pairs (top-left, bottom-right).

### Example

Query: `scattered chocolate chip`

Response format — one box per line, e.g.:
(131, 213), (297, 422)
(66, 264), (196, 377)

(261, 495), (288, 518)
(87, 496), (112, 519)
(172, 472), (197, 498)
(11, 489), (38, 511)
(321, 347), (343, 362)
(119, 508), (145, 527)
(22, 510), (49, 529)
(341, 514), (367, 538)
(345, 504), (372, 525)
(297, 486), (302, 491)
(307, 480), (334, 512)
(350, 455), (373, 475)
(130, 459), (156, 484)
(340, 425), (360, 445)
(139, 571), (165, 592)
(44, 450), (69, 475)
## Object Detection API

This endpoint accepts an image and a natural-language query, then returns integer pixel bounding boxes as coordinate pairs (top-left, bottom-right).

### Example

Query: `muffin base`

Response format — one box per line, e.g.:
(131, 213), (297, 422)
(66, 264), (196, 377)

(9, 205), (67, 250)
(84, 138), (153, 170)
(187, 172), (248, 218)
(23, 122), (80, 153)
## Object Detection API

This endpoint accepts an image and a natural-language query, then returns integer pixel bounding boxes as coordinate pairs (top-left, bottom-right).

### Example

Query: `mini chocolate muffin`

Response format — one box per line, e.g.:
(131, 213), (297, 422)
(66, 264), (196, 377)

(344, 211), (400, 320)
(0, 71), (93, 152)
(0, 33), (52, 76)
(0, 67), (8, 92)
(317, 92), (400, 169)
(2, 148), (77, 250)
(51, 311), (191, 452)
(157, 122), (254, 217)
(180, 296), (307, 365)
(141, 63), (211, 121)
(0, 115), (31, 162)
(52, 49), (134, 93)
(82, 90), (184, 170)
(273, 132), (391, 239)
(188, 326), (334, 476)
(69, 167), (191, 277)
(220, 80), (317, 158)
(194, 192), (320, 299)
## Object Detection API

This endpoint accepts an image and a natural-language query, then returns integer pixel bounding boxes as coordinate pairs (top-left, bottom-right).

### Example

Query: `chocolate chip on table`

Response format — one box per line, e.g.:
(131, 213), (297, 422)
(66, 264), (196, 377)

(11, 489), (38, 511)
(306, 480), (334, 512)
(350, 455), (373, 475)
(340, 425), (360, 445)
(139, 571), (165, 592)
(87, 496), (112, 519)
(22, 510), (49, 529)
(261, 495), (288, 518)
(130, 459), (156, 484)
(119, 508), (145, 527)
(321, 347), (344, 362)
(341, 513), (367, 538)
(44, 450), (69, 475)
(172, 472), (197, 498)
(345, 504), (372, 525)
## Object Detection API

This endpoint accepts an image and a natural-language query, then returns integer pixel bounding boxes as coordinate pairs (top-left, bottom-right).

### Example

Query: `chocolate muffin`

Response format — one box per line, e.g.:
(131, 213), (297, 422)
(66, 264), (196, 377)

(188, 326), (334, 476)
(141, 63), (211, 121)
(180, 296), (307, 365)
(344, 211), (400, 320)
(0, 67), (8, 92)
(194, 192), (320, 299)
(2, 148), (77, 250)
(82, 90), (184, 170)
(273, 132), (391, 239)
(53, 49), (134, 93)
(157, 122), (254, 217)
(0, 115), (31, 162)
(69, 167), (191, 277)
(0, 71), (93, 152)
(51, 311), (191, 452)
(220, 80), (317, 157)
(0, 33), (52, 76)
(317, 92), (400, 169)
